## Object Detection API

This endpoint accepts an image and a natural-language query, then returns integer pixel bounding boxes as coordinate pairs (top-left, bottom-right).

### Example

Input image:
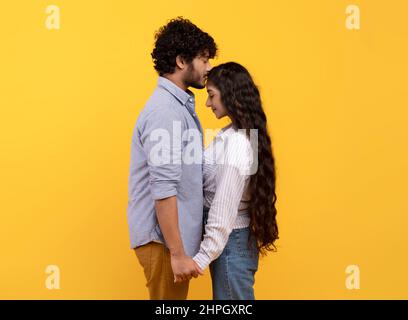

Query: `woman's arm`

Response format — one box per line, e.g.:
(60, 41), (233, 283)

(193, 134), (251, 271)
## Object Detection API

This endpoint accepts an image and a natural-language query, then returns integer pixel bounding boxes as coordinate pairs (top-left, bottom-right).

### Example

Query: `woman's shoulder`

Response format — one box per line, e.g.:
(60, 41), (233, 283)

(224, 127), (252, 150)
(222, 127), (254, 172)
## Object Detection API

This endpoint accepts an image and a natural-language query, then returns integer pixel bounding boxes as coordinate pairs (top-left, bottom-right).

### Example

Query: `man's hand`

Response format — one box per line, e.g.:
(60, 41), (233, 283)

(171, 254), (200, 283)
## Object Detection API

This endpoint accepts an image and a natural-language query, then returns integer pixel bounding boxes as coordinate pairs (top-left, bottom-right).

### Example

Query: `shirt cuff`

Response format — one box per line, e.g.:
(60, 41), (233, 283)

(150, 181), (178, 200)
(193, 251), (212, 271)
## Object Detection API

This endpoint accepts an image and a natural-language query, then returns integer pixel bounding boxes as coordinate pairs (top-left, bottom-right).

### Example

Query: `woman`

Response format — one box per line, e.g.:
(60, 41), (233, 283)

(192, 62), (279, 300)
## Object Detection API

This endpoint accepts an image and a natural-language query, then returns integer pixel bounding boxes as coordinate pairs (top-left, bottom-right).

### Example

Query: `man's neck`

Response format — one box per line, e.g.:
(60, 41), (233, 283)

(163, 74), (188, 92)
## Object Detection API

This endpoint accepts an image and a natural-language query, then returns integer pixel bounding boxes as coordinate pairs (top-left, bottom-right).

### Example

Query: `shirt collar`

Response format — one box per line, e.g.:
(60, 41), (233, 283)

(157, 76), (194, 106)
(217, 123), (235, 141)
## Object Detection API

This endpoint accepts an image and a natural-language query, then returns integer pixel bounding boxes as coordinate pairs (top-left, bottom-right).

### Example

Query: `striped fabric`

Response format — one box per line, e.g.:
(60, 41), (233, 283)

(193, 124), (253, 271)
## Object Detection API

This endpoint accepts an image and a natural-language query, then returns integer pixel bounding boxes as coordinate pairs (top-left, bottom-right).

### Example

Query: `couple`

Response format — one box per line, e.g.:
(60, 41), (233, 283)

(127, 17), (278, 300)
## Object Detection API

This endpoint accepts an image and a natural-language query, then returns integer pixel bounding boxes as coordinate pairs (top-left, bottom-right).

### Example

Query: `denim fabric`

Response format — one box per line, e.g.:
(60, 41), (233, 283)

(209, 227), (259, 300)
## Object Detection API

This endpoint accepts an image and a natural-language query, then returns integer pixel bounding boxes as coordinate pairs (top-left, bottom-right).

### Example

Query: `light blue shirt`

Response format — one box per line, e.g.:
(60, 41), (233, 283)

(127, 77), (204, 257)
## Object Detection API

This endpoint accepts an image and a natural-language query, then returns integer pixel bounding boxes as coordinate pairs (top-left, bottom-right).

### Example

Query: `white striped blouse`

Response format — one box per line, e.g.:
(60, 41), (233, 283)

(193, 124), (254, 271)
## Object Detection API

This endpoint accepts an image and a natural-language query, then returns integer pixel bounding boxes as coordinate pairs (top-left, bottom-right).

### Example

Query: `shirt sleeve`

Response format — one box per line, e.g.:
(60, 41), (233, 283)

(193, 133), (251, 270)
(140, 108), (184, 200)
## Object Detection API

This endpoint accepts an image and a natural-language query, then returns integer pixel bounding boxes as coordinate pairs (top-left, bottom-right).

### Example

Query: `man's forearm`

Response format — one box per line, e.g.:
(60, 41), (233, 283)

(154, 196), (185, 256)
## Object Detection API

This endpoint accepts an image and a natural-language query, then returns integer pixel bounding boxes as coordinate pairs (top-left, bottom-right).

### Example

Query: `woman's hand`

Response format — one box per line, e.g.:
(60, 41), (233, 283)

(193, 260), (204, 276)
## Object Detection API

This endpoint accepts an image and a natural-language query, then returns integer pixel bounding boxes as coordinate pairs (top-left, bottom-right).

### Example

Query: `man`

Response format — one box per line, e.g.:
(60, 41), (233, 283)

(127, 17), (217, 300)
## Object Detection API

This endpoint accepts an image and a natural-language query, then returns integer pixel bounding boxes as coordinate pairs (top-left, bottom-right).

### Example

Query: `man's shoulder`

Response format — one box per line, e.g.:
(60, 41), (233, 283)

(138, 88), (183, 123)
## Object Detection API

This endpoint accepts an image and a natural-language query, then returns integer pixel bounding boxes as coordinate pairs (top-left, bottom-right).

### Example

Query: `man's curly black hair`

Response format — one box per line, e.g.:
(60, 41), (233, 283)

(151, 17), (217, 76)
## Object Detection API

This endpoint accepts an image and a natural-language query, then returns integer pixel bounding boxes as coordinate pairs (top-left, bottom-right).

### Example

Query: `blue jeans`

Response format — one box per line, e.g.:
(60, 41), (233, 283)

(209, 227), (259, 300)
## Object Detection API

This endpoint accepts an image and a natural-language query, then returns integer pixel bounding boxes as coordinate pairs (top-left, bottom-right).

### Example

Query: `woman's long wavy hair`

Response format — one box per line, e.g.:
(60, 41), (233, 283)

(207, 62), (279, 255)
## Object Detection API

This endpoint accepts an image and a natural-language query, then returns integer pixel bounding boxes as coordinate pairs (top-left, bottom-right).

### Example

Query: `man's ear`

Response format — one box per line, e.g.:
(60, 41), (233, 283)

(175, 55), (186, 70)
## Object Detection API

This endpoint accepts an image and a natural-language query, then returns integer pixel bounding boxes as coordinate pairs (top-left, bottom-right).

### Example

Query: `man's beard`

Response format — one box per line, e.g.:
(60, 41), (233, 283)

(184, 64), (205, 89)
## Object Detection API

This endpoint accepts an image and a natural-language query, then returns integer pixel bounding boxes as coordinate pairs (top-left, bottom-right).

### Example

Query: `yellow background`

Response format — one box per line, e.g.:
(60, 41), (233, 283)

(0, 0), (407, 299)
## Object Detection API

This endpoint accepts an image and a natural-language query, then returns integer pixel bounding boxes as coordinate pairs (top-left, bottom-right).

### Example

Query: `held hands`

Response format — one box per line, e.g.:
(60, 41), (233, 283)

(170, 253), (204, 283)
